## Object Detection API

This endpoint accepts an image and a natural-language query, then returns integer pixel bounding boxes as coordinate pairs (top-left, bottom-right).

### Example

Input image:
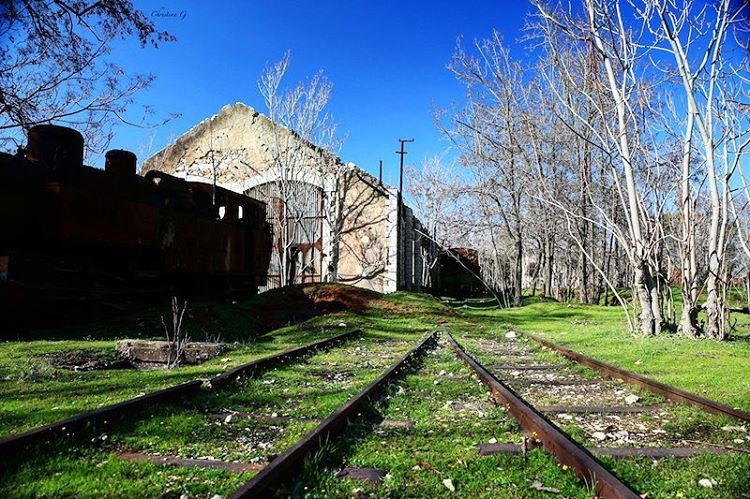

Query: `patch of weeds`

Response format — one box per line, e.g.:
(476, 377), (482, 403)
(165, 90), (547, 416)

(604, 454), (750, 498)
(12, 356), (59, 382)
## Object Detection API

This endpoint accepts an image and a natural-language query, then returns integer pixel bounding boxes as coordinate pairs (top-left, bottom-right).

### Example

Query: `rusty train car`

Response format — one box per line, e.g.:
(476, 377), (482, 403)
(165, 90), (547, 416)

(0, 125), (272, 329)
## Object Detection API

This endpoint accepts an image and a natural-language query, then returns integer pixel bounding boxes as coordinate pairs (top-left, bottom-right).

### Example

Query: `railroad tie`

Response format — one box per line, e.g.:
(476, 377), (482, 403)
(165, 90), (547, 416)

(229, 331), (439, 498)
(522, 332), (750, 424)
(337, 467), (387, 486)
(507, 379), (598, 387)
(118, 452), (266, 473)
(447, 333), (640, 499)
(211, 412), (320, 424)
(379, 419), (416, 430)
(538, 405), (664, 414)
(0, 331), (361, 459)
(489, 364), (559, 370)
(477, 444), (735, 459)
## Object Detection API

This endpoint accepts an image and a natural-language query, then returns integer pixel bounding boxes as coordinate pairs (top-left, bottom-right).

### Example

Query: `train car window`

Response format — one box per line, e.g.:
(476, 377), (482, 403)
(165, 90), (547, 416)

(218, 206), (226, 219)
(238, 205), (244, 219)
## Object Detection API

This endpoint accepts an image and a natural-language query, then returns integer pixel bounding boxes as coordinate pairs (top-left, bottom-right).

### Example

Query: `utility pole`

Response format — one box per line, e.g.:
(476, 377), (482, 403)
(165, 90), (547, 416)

(210, 120), (217, 208)
(396, 138), (414, 210)
(396, 138), (414, 289)
(378, 159), (383, 186)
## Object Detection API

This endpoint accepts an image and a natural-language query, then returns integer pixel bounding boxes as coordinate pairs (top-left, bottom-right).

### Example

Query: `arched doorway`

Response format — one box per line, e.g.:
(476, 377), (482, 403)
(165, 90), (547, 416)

(246, 181), (325, 291)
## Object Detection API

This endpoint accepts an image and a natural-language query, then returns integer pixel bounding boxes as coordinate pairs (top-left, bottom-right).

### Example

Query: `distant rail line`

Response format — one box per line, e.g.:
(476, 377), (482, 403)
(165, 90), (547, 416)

(523, 332), (750, 424)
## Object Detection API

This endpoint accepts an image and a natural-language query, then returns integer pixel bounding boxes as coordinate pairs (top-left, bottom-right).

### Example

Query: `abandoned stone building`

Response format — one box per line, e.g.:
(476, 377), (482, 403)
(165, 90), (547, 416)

(142, 103), (434, 294)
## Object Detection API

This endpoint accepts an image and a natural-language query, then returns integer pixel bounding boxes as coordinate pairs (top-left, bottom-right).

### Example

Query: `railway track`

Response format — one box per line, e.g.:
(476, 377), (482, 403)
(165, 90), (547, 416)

(3, 326), (748, 497)
(452, 331), (750, 497)
(0, 330), (437, 497)
(232, 333), (603, 497)
(523, 332), (750, 423)
(448, 333), (637, 498)
(230, 331), (439, 497)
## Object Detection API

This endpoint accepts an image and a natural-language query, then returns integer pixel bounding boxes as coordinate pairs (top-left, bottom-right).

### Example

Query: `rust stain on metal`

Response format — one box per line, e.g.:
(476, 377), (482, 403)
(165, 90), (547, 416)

(447, 333), (639, 499)
(0, 124), (273, 328)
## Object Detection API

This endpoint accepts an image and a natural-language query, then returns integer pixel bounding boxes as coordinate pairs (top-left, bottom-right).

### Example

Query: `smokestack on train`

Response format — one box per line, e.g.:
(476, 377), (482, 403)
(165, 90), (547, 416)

(24, 125), (85, 171)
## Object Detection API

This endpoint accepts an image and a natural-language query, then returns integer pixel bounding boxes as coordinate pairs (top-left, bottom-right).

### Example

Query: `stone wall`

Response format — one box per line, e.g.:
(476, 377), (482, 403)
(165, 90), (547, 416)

(141, 102), (421, 294)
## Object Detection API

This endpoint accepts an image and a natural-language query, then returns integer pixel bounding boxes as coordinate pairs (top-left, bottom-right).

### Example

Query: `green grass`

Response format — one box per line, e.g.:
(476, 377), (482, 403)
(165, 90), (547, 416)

(0, 290), (454, 497)
(0, 320), (359, 437)
(0, 335), (418, 496)
(3, 448), (252, 498)
(3, 288), (750, 497)
(604, 454), (750, 499)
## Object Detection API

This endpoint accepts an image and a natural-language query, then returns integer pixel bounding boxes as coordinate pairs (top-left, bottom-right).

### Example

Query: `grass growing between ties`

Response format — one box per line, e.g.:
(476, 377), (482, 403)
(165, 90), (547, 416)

(1, 446), (253, 498)
(293, 340), (592, 498)
(0, 322), (348, 437)
(0, 284), (414, 437)
(4, 286), (750, 497)
(0, 332), (414, 497)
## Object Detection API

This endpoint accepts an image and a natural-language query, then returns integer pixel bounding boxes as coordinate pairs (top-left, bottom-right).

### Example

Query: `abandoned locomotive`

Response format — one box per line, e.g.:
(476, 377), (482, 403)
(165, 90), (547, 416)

(0, 125), (272, 329)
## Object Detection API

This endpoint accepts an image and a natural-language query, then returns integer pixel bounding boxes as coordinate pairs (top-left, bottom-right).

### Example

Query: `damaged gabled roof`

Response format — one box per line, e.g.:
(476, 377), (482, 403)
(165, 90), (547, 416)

(141, 102), (389, 195)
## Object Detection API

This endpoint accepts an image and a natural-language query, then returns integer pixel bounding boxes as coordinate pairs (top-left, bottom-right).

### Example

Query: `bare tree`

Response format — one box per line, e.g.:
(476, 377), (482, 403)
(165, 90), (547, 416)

(634, 0), (750, 338)
(0, 0), (177, 157)
(257, 53), (391, 288)
(533, 0), (669, 335)
(407, 153), (461, 289)
(256, 52), (342, 287)
(161, 297), (189, 369)
(442, 32), (532, 307)
(422, 0), (749, 340)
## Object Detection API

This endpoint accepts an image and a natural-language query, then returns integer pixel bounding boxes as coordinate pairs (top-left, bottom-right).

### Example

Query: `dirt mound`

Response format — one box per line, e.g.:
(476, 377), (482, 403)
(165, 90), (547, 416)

(301, 284), (383, 314)
(231, 284), (384, 337)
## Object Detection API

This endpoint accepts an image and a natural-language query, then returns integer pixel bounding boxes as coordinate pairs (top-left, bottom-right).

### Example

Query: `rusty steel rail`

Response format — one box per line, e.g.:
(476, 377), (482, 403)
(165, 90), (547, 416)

(524, 332), (750, 424)
(0, 379), (202, 459)
(446, 333), (639, 499)
(0, 330), (359, 460)
(230, 331), (439, 498)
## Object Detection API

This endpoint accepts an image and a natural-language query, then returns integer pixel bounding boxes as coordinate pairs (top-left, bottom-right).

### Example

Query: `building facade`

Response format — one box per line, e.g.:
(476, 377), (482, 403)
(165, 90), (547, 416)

(142, 103), (433, 294)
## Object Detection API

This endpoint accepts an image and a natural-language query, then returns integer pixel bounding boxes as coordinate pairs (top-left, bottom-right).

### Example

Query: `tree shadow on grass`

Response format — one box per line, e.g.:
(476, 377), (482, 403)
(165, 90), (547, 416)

(2, 284), (381, 343)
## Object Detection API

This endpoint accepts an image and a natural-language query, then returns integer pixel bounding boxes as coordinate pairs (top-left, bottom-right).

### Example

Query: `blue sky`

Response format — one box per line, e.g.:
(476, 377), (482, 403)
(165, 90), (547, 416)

(110, 0), (534, 186)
